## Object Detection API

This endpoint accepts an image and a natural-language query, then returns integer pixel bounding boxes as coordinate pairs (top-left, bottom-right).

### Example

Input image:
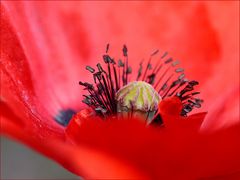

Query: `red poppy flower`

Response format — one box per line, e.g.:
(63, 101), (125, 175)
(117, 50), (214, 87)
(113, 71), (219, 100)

(1, 1), (239, 179)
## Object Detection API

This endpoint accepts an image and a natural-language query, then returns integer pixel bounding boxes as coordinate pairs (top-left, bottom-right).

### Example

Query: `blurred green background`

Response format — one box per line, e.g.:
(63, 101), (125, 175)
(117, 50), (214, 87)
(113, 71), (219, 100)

(1, 136), (79, 179)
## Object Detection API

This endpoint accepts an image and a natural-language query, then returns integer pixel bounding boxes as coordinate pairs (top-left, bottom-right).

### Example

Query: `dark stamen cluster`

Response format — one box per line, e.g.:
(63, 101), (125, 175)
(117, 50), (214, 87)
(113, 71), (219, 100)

(79, 45), (203, 118)
(79, 44), (132, 117)
(135, 48), (203, 116)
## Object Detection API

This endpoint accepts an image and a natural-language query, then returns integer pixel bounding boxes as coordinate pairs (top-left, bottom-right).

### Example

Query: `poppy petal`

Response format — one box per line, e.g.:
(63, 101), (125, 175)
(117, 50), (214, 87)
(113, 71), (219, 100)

(201, 86), (240, 132)
(1, 1), (91, 116)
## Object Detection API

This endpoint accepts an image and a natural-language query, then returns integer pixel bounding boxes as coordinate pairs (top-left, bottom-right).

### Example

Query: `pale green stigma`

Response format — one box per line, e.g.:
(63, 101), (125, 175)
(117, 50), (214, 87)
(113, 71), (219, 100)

(116, 81), (161, 121)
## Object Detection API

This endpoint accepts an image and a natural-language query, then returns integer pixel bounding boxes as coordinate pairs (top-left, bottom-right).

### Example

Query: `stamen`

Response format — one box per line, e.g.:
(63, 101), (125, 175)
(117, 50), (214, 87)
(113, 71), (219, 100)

(151, 49), (159, 56)
(164, 57), (173, 64)
(142, 57), (152, 81)
(154, 66), (171, 89)
(113, 64), (119, 91)
(79, 45), (203, 122)
(159, 74), (174, 94)
(141, 50), (159, 82)
(175, 68), (184, 73)
(161, 51), (168, 59)
(86, 66), (95, 73)
(136, 61), (143, 81)
(172, 60), (180, 66)
(147, 73), (156, 85)
(106, 43), (110, 53)
(122, 45), (129, 85)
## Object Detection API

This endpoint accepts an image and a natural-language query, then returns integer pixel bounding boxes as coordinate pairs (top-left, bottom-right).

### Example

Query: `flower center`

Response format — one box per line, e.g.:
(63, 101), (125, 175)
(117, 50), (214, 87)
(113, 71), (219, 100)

(116, 81), (161, 123)
(78, 44), (203, 124)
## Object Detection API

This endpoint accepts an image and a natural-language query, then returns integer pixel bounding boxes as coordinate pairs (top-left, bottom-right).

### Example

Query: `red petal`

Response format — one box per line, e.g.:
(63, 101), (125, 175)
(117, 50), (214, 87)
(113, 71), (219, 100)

(66, 110), (239, 179)
(159, 97), (183, 116)
(192, 124), (240, 179)
(1, 1), (91, 115)
(201, 86), (240, 132)
(158, 97), (206, 130)
(201, 1), (239, 106)
(64, 96), (240, 178)
(1, 2), (64, 132)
